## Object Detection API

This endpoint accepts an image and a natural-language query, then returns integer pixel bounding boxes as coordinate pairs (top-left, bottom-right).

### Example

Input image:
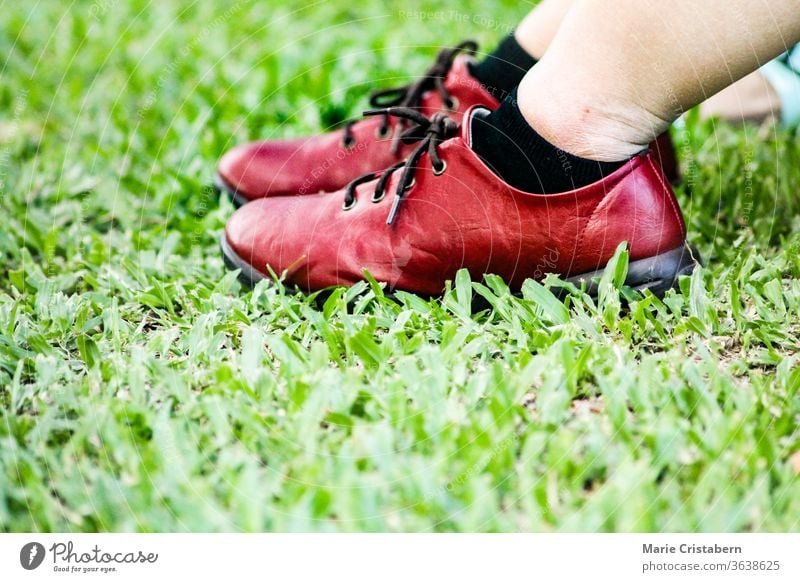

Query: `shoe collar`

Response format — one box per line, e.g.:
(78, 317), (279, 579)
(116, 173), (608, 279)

(462, 105), (492, 148)
(446, 60), (501, 110)
(459, 104), (649, 197)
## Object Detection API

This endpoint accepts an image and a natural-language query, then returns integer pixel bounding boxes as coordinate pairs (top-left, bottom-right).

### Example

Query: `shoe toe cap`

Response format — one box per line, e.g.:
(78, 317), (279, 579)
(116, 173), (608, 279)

(225, 199), (270, 254)
(217, 142), (263, 200)
(224, 197), (310, 283)
(218, 138), (313, 201)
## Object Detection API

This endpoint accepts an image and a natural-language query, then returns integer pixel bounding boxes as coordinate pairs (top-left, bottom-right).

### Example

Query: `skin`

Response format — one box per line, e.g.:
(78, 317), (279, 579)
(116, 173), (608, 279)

(514, 0), (575, 61)
(513, 0), (800, 161)
(516, 0), (788, 126)
(700, 69), (781, 125)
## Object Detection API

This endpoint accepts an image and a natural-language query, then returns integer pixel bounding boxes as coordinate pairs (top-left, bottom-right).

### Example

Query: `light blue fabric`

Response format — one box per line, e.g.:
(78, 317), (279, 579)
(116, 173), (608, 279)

(760, 48), (800, 128)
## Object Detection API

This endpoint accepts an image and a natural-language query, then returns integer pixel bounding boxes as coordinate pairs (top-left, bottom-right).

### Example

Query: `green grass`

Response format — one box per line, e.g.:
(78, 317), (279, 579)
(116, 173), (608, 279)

(1, 0), (800, 532)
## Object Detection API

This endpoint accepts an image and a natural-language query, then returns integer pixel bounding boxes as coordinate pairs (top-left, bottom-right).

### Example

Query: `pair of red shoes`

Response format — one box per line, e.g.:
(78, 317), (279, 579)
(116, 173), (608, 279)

(217, 42), (697, 298)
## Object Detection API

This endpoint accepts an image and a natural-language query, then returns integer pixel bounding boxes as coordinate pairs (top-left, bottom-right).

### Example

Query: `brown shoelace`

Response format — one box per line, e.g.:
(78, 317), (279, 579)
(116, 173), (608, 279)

(341, 107), (458, 225)
(342, 40), (477, 154)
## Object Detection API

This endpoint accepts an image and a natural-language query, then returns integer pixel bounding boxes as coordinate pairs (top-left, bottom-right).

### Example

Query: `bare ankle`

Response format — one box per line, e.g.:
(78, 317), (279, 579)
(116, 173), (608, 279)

(516, 74), (670, 162)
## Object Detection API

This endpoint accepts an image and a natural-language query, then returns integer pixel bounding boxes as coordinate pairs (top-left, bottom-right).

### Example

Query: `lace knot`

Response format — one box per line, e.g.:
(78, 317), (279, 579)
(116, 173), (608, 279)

(342, 108), (459, 225)
(341, 40), (477, 152)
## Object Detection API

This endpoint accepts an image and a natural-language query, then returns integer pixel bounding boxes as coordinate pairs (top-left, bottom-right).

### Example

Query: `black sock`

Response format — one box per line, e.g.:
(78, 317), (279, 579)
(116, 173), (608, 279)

(471, 90), (626, 194)
(468, 33), (537, 101)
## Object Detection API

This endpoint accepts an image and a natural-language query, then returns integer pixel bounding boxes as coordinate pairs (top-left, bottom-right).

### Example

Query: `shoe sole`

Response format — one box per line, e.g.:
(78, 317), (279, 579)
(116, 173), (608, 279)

(563, 243), (700, 298)
(221, 234), (701, 301)
(213, 173), (250, 208)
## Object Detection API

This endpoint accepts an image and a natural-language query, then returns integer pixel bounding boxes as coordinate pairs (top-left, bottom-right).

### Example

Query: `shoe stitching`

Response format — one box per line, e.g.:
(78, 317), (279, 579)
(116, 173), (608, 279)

(647, 154), (687, 241)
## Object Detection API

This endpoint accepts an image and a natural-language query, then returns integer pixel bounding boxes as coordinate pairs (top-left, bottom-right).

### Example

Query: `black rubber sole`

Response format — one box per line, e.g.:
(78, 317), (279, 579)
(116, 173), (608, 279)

(221, 234), (701, 301)
(213, 173), (249, 208)
(563, 243), (700, 298)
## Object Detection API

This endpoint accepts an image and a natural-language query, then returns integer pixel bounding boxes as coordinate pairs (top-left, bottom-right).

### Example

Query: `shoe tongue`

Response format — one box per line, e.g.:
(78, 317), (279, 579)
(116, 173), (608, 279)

(449, 54), (476, 80)
(462, 105), (493, 148)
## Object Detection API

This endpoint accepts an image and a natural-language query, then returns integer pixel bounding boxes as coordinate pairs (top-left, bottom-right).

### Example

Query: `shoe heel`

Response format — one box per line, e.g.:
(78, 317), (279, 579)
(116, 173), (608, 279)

(566, 243), (701, 299)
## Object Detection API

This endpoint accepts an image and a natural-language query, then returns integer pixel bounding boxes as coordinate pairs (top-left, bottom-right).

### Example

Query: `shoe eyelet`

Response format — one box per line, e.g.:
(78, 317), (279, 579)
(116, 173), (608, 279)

(433, 160), (447, 176)
(371, 190), (385, 203)
(342, 136), (356, 149)
(406, 178), (416, 190)
(342, 198), (357, 211)
(375, 125), (391, 139)
(445, 96), (459, 112)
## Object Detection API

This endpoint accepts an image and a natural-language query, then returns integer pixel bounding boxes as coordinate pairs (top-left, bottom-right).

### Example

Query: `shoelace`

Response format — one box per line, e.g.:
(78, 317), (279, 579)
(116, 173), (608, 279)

(341, 40), (477, 154)
(342, 107), (459, 225)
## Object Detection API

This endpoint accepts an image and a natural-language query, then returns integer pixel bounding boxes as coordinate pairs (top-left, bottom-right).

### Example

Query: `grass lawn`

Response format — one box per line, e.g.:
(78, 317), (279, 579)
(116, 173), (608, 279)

(1, 0), (800, 532)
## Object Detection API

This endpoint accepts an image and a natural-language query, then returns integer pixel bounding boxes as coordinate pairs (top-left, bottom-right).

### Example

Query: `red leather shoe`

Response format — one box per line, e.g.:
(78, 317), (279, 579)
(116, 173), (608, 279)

(652, 131), (681, 185)
(216, 42), (682, 206)
(222, 106), (698, 298)
(216, 41), (499, 206)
